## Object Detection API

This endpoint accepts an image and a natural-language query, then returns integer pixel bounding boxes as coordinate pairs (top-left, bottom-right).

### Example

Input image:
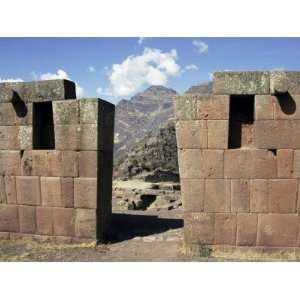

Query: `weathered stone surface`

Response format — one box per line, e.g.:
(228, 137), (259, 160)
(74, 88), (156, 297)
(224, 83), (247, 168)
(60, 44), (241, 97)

(15, 103), (32, 125)
(231, 179), (250, 212)
(213, 71), (270, 95)
(237, 213), (257, 246)
(204, 179), (230, 212)
(80, 124), (97, 150)
(74, 178), (97, 209)
(176, 120), (207, 149)
(54, 125), (80, 150)
(0, 205), (19, 232)
(268, 179), (297, 213)
(16, 176), (41, 206)
(293, 150), (300, 177)
(255, 120), (300, 149)
(250, 179), (269, 212)
(0, 126), (19, 149)
(277, 149), (294, 178)
(0, 103), (16, 125)
(4, 176), (17, 204)
(224, 149), (277, 179)
(0, 176), (6, 203)
(36, 207), (53, 235)
(214, 213), (236, 245)
(255, 95), (274, 120)
(178, 149), (223, 179)
(273, 94), (300, 119)
(0, 80), (76, 102)
(53, 208), (75, 236)
(19, 205), (36, 233)
(270, 71), (300, 95)
(75, 208), (97, 238)
(181, 179), (204, 212)
(80, 99), (99, 124)
(184, 212), (215, 245)
(174, 95), (229, 120)
(61, 178), (74, 208)
(79, 151), (97, 177)
(0, 151), (21, 176)
(257, 214), (298, 247)
(53, 100), (79, 124)
(18, 126), (32, 150)
(207, 120), (228, 149)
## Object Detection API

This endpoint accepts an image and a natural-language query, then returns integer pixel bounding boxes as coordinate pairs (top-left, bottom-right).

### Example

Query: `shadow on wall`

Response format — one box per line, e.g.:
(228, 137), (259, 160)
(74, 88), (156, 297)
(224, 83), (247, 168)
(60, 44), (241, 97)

(110, 213), (183, 243)
(276, 93), (296, 115)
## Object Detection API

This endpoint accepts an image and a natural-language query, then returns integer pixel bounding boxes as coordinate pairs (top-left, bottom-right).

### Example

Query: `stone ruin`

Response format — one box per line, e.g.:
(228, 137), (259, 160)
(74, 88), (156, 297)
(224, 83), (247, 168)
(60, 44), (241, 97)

(0, 80), (114, 243)
(175, 71), (300, 252)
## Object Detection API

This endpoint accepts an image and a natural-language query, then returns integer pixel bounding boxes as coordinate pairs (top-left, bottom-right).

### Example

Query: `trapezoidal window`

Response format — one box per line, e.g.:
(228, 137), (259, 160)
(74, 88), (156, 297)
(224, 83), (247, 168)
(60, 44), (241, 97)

(228, 95), (254, 149)
(33, 102), (55, 149)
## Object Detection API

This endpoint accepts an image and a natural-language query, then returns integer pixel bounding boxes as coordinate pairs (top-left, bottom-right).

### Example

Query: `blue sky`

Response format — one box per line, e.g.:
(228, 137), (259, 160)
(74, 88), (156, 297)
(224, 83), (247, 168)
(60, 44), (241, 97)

(1, 37), (300, 104)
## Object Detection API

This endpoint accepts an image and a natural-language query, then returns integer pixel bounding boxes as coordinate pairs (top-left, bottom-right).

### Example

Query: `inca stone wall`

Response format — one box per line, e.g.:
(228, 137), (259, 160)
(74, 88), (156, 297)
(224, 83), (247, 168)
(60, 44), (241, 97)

(175, 71), (300, 251)
(0, 79), (114, 243)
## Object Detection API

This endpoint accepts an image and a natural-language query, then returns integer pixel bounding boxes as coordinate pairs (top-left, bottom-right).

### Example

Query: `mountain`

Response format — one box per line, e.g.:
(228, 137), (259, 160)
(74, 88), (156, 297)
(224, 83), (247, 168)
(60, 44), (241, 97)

(114, 85), (178, 159)
(184, 81), (213, 94)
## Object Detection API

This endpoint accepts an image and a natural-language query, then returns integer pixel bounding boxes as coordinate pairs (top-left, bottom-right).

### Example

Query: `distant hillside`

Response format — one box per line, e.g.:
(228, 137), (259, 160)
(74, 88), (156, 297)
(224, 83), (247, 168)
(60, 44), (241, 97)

(184, 81), (213, 94)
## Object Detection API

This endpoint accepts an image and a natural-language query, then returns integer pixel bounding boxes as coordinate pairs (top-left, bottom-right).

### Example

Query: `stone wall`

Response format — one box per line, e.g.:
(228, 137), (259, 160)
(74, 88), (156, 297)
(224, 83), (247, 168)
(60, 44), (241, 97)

(0, 80), (114, 243)
(175, 71), (300, 251)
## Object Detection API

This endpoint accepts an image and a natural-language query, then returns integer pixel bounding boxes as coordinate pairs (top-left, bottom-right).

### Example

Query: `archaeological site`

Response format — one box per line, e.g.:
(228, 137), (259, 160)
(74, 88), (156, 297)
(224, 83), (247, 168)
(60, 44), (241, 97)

(176, 70), (300, 254)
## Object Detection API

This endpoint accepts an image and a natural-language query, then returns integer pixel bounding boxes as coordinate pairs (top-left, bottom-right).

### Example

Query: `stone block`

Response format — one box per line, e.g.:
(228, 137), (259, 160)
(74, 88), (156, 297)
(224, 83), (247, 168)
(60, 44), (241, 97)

(36, 207), (53, 235)
(250, 179), (269, 212)
(277, 149), (294, 178)
(21, 150), (46, 176)
(231, 179), (250, 212)
(270, 71), (300, 95)
(0, 103), (16, 125)
(255, 95), (274, 120)
(175, 120), (207, 149)
(79, 151), (97, 177)
(0, 176), (6, 203)
(174, 95), (229, 120)
(4, 176), (17, 204)
(0, 126), (19, 149)
(207, 120), (228, 149)
(224, 149), (277, 179)
(184, 212), (215, 245)
(293, 150), (300, 178)
(62, 151), (78, 177)
(255, 120), (300, 149)
(178, 149), (223, 179)
(54, 125), (80, 150)
(80, 124), (97, 150)
(273, 94), (300, 119)
(80, 99), (98, 124)
(61, 178), (74, 208)
(213, 71), (270, 95)
(75, 208), (97, 238)
(53, 208), (75, 236)
(214, 213), (237, 245)
(257, 214), (298, 247)
(237, 213), (257, 246)
(204, 179), (230, 212)
(0, 151), (21, 176)
(0, 205), (19, 232)
(181, 179), (204, 212)
(268, 179), (297, 213)
(74, 178), (97, 209)
(53, 100), (79, 124)
(15, 103), (32, 125)
(16, 176), (41, 206)
(0, 80), (76, 102)
(19, 205), (36, 233)
(18, 126), (32, 150)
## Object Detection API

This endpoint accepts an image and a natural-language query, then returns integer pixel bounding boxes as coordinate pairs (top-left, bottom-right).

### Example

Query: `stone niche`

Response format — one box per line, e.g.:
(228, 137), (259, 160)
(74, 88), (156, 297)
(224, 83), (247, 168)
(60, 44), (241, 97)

(175, 71), (300, 252)
(0, 79), (115, 243)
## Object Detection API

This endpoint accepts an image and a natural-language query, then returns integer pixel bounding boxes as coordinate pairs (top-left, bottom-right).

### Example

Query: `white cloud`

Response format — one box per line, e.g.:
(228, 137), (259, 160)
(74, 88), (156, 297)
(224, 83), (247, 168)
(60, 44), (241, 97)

(96, 86), (113, 97)
(193, 39), (208, 54)
(138, 37), (145, 45)
(208, 72), (214, 80)
(0, 77), (23, 83)
(185, 64), (198, 71)
(88, 66), (95, 72)
(39, 69), (84, 98)
(108, 47), (180, 97)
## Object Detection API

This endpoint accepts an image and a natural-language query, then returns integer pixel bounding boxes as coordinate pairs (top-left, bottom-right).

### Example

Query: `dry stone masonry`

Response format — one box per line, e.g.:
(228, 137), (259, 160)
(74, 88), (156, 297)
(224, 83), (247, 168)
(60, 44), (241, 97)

(0, 80), (114, 243)
(175, 71), (300, 252)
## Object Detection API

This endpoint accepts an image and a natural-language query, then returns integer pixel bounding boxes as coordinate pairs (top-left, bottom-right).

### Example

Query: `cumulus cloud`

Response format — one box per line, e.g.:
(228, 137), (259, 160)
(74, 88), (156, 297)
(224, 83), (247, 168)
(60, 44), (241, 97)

(88, 66), (95, 72)
(0, 77), (23, 82)
(185, 64), (198, 71)
(39, 69), (84, 98)
(193, 39), (208, 54)
(108, 47), (180, 97)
